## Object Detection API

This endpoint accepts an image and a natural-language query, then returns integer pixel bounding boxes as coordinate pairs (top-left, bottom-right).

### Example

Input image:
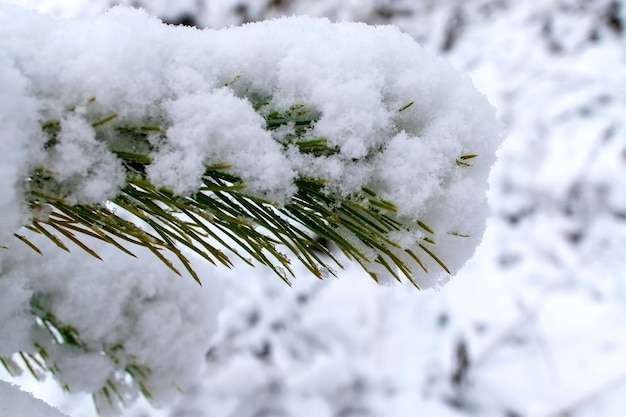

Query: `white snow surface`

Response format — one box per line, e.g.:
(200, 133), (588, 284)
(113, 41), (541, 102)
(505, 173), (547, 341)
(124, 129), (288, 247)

(0, 380), (69, 417)
(0, 234), (223, 414)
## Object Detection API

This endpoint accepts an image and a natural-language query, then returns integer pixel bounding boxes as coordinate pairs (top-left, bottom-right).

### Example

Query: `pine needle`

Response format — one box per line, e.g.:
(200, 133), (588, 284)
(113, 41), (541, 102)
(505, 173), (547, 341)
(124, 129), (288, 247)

(13, 233), (43, 255)
(19, 103), (466, 289)
(398, 101), (415, 112)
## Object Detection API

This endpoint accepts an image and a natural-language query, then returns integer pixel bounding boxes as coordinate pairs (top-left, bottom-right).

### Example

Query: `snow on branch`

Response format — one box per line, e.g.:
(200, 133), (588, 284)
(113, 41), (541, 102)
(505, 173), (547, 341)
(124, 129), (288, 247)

(1, 5), (500, 288)
(0, 4), (501, 413)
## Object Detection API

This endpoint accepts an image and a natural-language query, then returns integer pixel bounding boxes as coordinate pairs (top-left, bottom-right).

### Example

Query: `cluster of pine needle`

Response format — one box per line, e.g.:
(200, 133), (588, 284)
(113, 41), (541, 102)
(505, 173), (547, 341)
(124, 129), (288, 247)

(19, 97), (455, 288)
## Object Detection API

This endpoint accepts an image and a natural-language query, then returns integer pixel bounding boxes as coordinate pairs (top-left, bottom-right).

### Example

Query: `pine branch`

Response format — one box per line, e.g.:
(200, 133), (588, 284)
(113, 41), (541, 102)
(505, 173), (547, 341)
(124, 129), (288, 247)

(19, 101), (456, 287)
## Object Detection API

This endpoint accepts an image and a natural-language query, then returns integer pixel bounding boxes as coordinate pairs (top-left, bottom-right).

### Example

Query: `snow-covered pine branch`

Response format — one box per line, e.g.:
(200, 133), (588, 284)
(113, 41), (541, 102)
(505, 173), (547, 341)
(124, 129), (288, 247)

(0, 4), (501, 414)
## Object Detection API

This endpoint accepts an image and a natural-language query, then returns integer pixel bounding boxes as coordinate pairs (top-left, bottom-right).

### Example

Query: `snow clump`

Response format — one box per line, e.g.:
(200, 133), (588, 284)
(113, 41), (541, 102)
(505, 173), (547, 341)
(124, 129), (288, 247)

(0, 4), (501, 288)
(0, 3), (500, 413)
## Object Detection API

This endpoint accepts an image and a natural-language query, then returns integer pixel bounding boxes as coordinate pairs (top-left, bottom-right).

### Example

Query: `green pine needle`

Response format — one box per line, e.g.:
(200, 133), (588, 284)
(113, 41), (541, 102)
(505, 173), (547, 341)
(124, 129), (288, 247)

(15, 98), (466, 289)
(398, 101), (415, 112)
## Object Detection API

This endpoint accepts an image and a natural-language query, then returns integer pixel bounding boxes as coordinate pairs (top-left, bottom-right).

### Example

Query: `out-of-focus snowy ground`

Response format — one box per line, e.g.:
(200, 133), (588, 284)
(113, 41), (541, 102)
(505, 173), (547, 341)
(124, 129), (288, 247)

(3, 1), (626, 416)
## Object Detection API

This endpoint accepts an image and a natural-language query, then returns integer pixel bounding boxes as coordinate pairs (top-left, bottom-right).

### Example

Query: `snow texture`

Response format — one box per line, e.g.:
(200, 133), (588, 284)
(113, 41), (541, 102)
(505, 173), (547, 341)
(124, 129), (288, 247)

(0, 233), (223, 414)
(0, 49), (41, 245)
(0, 380), (69, 417)
(0, 4), (500, 288)
(0, 2), (503, 415)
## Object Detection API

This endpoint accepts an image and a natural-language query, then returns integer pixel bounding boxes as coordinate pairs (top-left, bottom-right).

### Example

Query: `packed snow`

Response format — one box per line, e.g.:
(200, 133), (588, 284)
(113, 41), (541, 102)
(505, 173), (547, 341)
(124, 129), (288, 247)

(2, 0), (626, 417)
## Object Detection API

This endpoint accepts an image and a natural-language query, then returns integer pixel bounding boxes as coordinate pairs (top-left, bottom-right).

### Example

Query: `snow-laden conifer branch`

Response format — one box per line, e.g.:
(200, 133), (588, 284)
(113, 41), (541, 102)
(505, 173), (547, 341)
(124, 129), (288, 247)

(0, 4), (501, 414)
(23, 100), (480, 288)
(0, 7), (500, 288)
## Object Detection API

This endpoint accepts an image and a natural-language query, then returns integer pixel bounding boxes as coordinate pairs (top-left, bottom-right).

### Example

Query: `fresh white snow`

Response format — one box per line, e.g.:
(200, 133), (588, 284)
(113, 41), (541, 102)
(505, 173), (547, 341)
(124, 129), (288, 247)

(2, 0), (626, 417)
(0, 380), (69, 417)
(0, 2), (502, 414)
(0, 3), (500, 287)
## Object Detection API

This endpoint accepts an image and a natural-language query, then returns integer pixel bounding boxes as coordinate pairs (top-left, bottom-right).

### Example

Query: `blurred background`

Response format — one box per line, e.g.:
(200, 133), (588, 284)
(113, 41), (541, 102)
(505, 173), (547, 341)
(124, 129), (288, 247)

(4, 0), (626, 416)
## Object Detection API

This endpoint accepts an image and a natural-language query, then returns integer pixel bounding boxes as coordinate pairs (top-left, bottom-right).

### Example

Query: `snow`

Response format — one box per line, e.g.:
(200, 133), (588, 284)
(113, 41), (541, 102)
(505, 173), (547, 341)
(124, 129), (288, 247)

(0, 380), (69, 417)
(0, 3), (500, 289)
(2, 0), (626, 417)
(0, 2), (501, 414)
(0, 233), (223, 414)
(50, 114), (126, 204)
(0, 50), (41, 245)
(150, 89), (294, 197)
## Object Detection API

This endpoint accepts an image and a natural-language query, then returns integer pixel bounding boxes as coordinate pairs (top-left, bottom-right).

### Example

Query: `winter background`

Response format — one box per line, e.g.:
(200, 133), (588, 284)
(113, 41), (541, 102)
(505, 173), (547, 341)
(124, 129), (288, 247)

(1, 0), (626, 416)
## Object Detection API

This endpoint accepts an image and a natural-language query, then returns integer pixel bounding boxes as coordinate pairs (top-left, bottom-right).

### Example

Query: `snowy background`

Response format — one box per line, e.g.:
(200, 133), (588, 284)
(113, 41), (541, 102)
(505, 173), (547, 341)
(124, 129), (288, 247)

(2, 0), (626, 416)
